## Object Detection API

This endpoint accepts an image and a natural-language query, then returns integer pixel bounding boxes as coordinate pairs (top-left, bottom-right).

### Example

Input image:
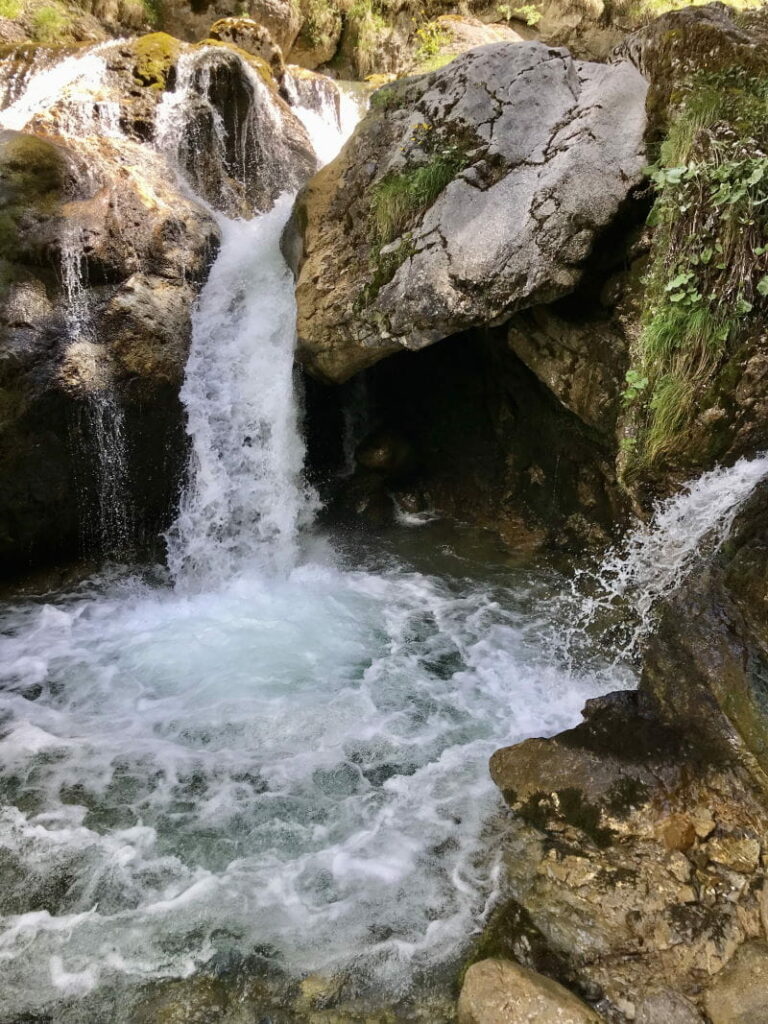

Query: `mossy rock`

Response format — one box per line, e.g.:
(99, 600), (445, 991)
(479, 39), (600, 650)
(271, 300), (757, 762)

(0, 130), (72, 278)
(132, 31), (183, 89)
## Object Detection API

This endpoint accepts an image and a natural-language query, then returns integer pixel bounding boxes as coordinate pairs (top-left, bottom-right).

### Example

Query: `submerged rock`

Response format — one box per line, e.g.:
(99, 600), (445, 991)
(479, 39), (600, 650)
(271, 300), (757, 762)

(293, 40), (647, 383)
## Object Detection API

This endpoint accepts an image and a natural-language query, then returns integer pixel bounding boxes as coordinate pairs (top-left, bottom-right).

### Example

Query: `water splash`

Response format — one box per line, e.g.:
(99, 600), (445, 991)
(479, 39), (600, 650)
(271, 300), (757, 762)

(568, 454), (768, 663)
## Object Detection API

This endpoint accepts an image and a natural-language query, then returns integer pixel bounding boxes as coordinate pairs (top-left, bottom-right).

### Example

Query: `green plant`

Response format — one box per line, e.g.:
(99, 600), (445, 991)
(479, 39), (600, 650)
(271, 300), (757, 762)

(626, 65), (768, 468)
(0, 0), (22, 18)
(31, 2), (70, 40)
(621, 369), (649, 406)
(498, 2), (542, 25)
(414, 21), (450, 60)
(370, 150), (463, 246)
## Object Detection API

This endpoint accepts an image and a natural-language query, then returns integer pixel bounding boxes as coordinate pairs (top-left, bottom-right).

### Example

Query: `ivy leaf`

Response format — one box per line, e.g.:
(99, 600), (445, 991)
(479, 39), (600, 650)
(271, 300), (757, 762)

(735, 297), (753, 315)
(758, 275), (768, 298)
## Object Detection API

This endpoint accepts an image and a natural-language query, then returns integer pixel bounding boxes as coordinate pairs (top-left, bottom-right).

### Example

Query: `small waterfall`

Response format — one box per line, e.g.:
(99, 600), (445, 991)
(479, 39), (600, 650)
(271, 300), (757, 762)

(59, 221), (134, 560)
(284, 73), (368, 166)
(165, 197), (314, 583)
(159, 55), (359, 585)
(0, 46), (111, 135)
(568, 454), (768, 662)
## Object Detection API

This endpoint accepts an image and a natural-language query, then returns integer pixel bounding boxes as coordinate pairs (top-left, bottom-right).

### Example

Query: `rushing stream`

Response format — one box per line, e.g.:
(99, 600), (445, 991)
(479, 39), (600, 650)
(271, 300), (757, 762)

(1, 39), (768, 1024)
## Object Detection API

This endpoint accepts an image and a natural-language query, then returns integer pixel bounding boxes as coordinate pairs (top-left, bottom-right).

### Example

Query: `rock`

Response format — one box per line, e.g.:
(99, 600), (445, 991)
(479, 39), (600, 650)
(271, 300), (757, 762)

(704, 940), (768, 1024)
(704, 835), (761, 875)
(242, 0), (300, 53)
(505, 306), (626, 436)
(159, 0), (300, 50)
(208, 17), (285, 76)
(614, 3), (768, 139)
(294, 41), (647, 383)
(637, 989), (704, 1024)
(658, 815), (696, 854)
(458, 958), (602, 1024)
(287, 0), (342, 70)
(409, 16), (523, 74)
(640, 479), (768, 775)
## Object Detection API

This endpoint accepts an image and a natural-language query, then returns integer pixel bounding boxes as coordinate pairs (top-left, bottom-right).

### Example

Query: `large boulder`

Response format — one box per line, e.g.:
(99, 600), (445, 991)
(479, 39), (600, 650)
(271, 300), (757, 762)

(293, 41), (647, 383)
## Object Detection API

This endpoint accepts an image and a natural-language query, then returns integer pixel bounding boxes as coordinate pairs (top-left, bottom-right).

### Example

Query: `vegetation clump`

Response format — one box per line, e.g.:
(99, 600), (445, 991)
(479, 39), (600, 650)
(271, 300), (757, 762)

(369, 120), (472, 247)
(623, 65), (768, 469)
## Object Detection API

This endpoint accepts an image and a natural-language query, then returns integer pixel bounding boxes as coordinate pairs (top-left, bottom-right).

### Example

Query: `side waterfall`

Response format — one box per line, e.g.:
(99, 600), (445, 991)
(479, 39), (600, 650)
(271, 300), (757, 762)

(566, 454), (768, 664)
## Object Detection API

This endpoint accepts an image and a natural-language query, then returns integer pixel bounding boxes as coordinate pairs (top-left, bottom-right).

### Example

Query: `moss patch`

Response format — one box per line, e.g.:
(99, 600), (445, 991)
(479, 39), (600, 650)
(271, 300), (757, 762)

(132, 32), (183, 89)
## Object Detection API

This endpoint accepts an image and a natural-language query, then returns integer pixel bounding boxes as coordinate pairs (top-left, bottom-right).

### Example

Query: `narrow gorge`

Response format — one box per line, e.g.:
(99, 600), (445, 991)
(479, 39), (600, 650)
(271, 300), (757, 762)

(0, 2), (767, 1023)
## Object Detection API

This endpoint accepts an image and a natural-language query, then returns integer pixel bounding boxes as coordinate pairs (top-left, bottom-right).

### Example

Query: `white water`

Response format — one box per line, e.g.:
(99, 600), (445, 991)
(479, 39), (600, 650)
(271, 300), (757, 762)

(2, 38), (768, 1024)
(569, 454), (768, 661)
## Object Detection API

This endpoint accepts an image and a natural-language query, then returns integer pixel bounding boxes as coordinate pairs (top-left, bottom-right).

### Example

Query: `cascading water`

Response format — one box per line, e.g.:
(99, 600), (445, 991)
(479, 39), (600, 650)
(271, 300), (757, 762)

(566, 454), (768, 664)
(2, 37), (768, 1024)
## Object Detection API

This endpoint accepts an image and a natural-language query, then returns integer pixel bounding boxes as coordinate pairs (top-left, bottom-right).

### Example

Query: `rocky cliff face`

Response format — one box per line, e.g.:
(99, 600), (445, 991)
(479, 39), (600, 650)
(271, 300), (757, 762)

(475, 477), (768, 1022)
(0, 34), (316, 572)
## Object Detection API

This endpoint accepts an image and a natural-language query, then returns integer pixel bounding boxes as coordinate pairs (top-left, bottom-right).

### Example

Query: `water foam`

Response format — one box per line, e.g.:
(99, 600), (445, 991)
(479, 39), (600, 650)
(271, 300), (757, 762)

(0, 552), (624, 1020)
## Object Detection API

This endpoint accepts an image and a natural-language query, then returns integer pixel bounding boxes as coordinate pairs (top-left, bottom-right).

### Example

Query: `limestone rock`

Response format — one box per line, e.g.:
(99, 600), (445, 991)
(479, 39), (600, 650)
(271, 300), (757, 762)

(458, 958), (602, 1024)
(294, 41), (647, 383)
(704, 941), (768, 1024)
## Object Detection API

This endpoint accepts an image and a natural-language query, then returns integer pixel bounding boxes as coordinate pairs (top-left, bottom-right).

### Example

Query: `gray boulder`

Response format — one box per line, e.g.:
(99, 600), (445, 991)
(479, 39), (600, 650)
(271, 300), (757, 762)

(294, 41), (647, 383)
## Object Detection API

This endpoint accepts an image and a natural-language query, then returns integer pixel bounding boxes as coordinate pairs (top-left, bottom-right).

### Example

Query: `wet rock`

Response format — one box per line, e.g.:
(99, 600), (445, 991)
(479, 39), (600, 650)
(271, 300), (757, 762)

(636, 990), (704, 1024)
(0, 36), (316, 572)
(458, 958), (602, 1023)
(208, 17), (285, 77)
(294, 41), (647, 383)
(704, 940), (768, 1024)
(355, 428), (414, 477)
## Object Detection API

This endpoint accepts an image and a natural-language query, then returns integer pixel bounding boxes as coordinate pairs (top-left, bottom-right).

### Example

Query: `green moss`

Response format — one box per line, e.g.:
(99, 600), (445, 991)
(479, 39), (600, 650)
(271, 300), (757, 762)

(30, 2), (70, 41)
(0, 0), (22, 18)
(132, 32), (182, 89)
(624, 66), (768, 471)
(370, 151), (464, 246)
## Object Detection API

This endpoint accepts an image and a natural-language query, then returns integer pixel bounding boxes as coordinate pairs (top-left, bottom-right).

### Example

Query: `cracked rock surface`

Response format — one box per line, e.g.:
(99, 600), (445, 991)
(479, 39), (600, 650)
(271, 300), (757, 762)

(293, 41), (647, 383)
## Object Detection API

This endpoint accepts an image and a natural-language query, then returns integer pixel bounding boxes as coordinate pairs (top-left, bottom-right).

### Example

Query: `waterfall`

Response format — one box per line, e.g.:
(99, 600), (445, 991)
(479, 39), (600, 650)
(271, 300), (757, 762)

(158, 53), (357, 585)
(165, 197), (314, 582)
(568, 454), (768, 662)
